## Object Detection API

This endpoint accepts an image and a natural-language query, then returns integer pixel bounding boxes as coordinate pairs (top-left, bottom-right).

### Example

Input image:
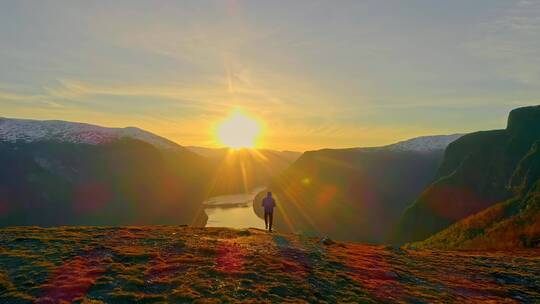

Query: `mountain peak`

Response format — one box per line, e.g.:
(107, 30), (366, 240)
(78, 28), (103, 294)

(0, 117), (182, 150)
(507, 105), (540, 138)
(382, 134), (463, 153)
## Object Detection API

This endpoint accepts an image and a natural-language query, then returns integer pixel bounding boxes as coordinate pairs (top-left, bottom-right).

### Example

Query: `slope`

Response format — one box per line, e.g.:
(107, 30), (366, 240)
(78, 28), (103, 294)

(253, 135), (460, 243)
(394, 105), (540, 245)
(413, 140), (540, 250)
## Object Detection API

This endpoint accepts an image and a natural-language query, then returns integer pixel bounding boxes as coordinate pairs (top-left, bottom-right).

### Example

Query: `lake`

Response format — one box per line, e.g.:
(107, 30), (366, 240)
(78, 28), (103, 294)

(203, 187), (266, 229)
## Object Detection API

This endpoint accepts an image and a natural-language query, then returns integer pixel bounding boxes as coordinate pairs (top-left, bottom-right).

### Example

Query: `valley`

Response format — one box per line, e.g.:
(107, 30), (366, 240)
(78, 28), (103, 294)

(2, 106), (540, 251)
(203, 187), (266, 229)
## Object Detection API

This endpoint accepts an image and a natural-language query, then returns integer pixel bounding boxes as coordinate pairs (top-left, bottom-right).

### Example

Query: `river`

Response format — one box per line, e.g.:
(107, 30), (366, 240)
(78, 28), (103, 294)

(203, 187), (266, 229)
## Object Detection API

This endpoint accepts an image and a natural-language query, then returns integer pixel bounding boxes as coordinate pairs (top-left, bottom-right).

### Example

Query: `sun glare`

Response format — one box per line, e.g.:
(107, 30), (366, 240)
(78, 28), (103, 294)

(216, 109), (262, 149)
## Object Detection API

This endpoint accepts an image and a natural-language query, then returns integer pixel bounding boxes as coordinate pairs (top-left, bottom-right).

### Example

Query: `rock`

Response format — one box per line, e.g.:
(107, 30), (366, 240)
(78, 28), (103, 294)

(383, 271), (400, 280)
(513, 295), (525, 301)
(384, 245), (407, 255)
(319, 237), (335, 246)
(237, 230), (251, 237)
(507, 105), (540, 138)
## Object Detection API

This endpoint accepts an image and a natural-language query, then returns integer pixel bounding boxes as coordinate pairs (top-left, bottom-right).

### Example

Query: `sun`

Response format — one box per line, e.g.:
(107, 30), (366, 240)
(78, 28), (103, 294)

(216, 109), (263, 149)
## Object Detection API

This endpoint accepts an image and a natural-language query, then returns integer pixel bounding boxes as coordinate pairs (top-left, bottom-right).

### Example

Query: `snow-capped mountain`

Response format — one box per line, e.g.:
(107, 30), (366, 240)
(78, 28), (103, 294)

(0, 117), (182, 150)
(355, 134), (463, 153)
(383, 134), (463, 152)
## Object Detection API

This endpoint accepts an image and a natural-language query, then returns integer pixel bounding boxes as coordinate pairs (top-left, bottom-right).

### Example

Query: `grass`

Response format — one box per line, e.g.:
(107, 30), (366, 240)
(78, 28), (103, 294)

(0, 226), (539, 303)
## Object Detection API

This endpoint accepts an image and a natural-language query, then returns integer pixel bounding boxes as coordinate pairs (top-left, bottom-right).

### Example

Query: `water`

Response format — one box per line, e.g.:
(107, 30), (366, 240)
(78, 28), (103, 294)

(203, 187), (266, 229)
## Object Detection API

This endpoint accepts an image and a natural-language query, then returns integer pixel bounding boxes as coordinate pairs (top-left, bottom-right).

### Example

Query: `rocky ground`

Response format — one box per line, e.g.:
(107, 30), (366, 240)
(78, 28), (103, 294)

(1, 226), (539, 303)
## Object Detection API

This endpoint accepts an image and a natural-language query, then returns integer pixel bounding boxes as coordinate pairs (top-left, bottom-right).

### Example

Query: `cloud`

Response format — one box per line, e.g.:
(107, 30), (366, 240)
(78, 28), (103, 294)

(46, 79), (219, 101)
(0, 91), (40, 101)
(464, 0), (540, 85)
(0, 90), (65, 108)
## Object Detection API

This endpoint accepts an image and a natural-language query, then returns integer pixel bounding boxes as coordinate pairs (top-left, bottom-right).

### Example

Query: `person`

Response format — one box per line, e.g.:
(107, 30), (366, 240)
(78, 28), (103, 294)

(262, 192), (276, 232)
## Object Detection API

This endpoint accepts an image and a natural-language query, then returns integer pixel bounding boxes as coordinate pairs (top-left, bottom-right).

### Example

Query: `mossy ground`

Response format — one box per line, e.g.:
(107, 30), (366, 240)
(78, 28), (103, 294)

(1, 226), (539, 303)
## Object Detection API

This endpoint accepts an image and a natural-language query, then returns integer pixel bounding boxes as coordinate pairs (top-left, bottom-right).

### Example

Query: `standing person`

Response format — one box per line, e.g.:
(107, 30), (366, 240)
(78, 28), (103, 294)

(262, 192), (276, 232)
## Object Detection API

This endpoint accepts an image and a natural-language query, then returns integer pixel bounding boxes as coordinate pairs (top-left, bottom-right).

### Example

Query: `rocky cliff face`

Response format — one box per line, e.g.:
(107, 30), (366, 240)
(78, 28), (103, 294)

(414, 141), (540, 250)
(394, 105), (540, 245)
(507, 106), (540, 140)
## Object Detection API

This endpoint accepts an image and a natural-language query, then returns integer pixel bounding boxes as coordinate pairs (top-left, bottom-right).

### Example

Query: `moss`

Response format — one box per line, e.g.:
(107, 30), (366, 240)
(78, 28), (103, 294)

(1, 226), (540, 303)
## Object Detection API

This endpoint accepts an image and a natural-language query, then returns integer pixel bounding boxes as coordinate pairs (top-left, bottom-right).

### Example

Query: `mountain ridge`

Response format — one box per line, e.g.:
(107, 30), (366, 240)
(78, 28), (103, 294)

(0, 138), (211, 227)
(410, 139), (540, 250)
(381, 134), (463, 153)
(0, 117), (182, 150)
(394, 105), (540, 246)
(253, 134), (461, 243)
(0, 117), (213, 227)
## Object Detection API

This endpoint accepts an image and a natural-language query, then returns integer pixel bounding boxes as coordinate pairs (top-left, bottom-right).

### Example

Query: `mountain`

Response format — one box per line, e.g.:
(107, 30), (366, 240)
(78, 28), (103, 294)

(0, 118), (213, 227)
(0, 117), (302, 227)
(393, 105), (540, 245)
(187, 146), (301, 196)
(0, 117), (182, 150)
(254, 134), (461, 243)
(186, 146), (230, 158)
(411, 139), (540, 250)
(187, 146), (301, 164)
(383, 134), (463, 153)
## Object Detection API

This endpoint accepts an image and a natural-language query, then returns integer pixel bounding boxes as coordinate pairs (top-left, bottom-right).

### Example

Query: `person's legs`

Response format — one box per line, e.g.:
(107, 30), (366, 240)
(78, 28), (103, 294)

(264, 212), (269, 230)
(269, 212), (273, 231)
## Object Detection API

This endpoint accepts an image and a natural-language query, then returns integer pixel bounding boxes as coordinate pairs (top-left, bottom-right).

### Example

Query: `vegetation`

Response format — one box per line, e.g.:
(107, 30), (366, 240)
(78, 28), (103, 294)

(1, 226), (539, 303)
(0, 139), (212, 227)
(0, 138), (300, 228)
(394, 106), (540, 245)
(413, 141), (540, 250)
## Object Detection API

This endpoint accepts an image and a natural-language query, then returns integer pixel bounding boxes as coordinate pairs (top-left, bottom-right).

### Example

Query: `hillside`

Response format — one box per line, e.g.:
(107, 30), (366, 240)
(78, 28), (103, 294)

(394, 106), (540, 245)
(0, 139), (212, 227)
(411, 140), (540, 250)
(1, 226), (539, 303)
(253, 135), (459, 243)
(0, 118), (298, 227)
(382, 134), (463, 152)
(0, 117), (182, 150)
(0, 117), (217, 226)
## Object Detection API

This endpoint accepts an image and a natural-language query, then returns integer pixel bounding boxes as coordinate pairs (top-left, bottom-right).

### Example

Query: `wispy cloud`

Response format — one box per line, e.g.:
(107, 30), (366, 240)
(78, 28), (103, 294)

(465, 0), (540, 85)
(2, 1), (539, 150)
(0, 91), (41, 101)
(0, 90), (66, 108)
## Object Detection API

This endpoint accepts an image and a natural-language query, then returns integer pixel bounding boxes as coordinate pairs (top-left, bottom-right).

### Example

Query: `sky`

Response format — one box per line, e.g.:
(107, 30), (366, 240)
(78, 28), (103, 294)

(1, 0), (539, 151)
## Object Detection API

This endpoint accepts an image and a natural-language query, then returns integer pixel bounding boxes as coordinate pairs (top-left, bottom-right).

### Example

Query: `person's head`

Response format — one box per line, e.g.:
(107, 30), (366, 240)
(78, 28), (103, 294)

(267, 191), (272, 197)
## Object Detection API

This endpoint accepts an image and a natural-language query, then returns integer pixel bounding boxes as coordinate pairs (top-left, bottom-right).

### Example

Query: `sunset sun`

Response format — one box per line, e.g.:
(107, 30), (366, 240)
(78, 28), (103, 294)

(216, 109), (262, 149)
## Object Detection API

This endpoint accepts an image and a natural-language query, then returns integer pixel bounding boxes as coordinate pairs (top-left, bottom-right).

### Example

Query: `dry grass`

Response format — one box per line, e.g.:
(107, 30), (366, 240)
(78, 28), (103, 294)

(0, 226), (539, 303)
